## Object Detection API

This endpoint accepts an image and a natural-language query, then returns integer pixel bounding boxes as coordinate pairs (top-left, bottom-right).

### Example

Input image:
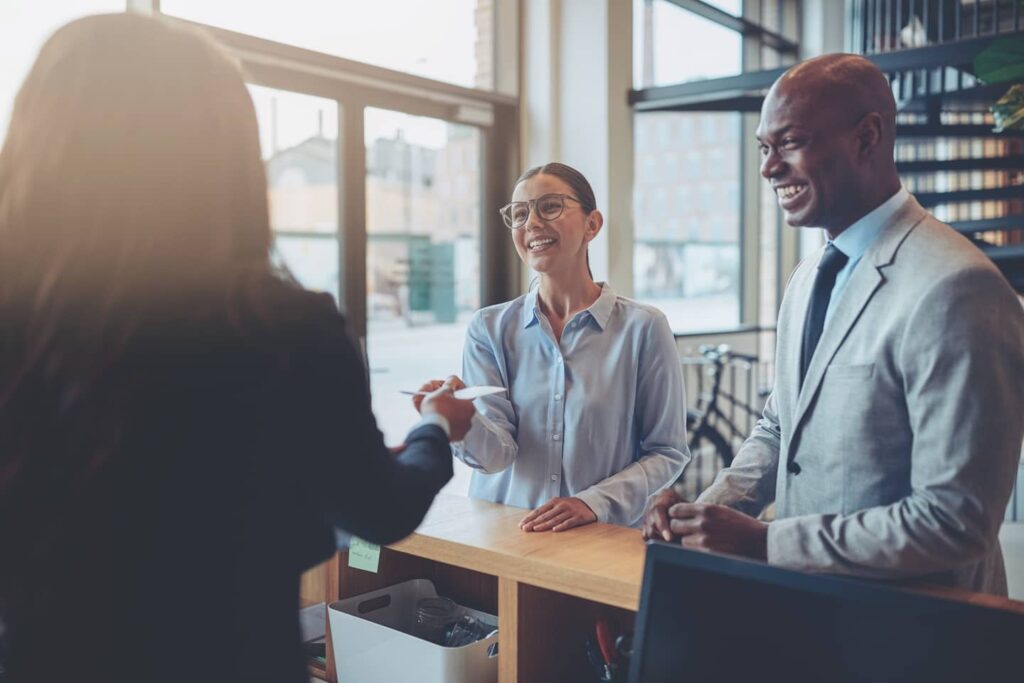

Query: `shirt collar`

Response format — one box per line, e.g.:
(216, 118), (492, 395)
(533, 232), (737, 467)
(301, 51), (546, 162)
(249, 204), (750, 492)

(831, 186), (910, 261)
(521, 282), (616, 331)
(522, 289), (540, 328)
(586, 282), (616, 331)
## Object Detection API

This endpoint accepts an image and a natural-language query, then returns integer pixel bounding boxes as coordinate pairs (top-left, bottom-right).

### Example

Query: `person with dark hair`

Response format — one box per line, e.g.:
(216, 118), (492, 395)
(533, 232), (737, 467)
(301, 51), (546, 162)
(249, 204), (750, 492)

(416, 163), (689, 531)
(644, 54), (1024, 595)
(0, 13), (474, 682)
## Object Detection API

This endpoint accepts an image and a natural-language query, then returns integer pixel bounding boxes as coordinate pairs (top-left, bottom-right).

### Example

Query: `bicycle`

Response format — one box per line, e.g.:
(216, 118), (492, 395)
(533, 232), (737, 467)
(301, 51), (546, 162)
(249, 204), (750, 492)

(676, 344), (768, 501)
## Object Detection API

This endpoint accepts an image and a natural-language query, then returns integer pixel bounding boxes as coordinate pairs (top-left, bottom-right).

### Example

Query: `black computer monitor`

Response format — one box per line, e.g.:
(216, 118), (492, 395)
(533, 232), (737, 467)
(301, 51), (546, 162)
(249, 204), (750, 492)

(630, 542), (1024, 683)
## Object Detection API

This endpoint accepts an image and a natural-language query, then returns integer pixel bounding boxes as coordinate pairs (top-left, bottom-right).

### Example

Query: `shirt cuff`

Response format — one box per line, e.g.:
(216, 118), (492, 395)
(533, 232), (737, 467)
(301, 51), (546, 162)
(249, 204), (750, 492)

(415, 413), (451, 439)
(573, 488), (608, 524)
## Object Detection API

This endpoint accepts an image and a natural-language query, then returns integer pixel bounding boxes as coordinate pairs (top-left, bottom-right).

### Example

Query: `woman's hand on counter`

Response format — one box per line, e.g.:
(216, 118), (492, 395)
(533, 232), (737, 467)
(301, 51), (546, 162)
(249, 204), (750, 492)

(520, 497), (597, 532)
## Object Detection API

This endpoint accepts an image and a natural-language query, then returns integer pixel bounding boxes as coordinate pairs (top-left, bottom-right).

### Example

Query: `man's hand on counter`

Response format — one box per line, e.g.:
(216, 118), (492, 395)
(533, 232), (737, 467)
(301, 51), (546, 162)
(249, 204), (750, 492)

(644, 490), (768, 561)
(667, 503), (768, 561)
(520, 497), (597, 533)
(642, 488), (682, 542)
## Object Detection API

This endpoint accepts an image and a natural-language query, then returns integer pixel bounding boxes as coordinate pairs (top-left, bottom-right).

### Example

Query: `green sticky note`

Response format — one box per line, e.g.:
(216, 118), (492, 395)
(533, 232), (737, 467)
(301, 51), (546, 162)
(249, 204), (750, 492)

(348, 537), (381, 573)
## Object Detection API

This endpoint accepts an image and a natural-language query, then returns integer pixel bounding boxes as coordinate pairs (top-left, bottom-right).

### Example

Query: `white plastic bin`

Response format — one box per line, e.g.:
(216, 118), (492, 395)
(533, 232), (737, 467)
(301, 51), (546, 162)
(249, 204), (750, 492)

(329, 578), (498, 683)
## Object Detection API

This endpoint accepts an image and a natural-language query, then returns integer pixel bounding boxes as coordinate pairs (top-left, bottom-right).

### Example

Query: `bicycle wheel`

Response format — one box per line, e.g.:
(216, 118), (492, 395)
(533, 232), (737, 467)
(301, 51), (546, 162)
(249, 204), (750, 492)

(698, 425), (733, 468)
(678, 424), (734, 501)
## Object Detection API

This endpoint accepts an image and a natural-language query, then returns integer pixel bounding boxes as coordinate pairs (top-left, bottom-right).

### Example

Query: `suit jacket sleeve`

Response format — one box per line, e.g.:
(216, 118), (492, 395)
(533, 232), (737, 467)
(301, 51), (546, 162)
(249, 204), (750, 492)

(767, 267), (1024, 578)
(292, 296), (453, 546)
(696, 388), (781, 517)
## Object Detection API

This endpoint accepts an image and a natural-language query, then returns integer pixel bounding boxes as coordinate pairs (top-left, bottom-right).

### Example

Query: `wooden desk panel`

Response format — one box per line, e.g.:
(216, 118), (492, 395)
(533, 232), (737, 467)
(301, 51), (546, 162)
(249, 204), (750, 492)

(389, 494), (646, 611)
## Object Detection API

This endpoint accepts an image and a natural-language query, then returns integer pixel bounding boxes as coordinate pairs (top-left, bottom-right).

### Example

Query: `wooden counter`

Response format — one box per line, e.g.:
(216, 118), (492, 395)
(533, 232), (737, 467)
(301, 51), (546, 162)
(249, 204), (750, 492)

(390, 494), (646, 611)
(323, 494), (641, 682)
(306, 494), (1024, 682)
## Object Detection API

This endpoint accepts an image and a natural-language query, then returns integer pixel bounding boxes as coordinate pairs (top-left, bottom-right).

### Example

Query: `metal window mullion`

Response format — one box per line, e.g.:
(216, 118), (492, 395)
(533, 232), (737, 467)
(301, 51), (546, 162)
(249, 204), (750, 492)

(481, 104), (520, 306)
(908, 0), (916, 46)
(338, 102), (368, 338)
(896, 0), (902, 50)
(738, 0), (763, 329)
(127, 0), (159, 13)
(883, 0), (890, 52)
(922, 0), (929, 47)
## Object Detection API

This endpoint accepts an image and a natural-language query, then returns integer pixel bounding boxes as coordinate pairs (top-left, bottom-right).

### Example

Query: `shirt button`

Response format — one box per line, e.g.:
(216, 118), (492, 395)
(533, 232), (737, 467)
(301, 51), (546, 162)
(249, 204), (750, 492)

(554, 393), (562, 401)
(556, 356), (563, 364)
(553, 434), (561, 441)
(551, 474), (559, 481)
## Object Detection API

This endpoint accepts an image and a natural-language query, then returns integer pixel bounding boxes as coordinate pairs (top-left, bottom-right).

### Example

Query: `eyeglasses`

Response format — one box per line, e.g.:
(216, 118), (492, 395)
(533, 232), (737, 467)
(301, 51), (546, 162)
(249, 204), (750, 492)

(499, 193), (582, 230)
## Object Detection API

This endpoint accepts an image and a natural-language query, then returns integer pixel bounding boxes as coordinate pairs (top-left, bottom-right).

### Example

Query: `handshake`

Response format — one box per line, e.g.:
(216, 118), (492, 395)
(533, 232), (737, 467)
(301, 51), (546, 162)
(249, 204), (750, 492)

(413, 375), (476, 441)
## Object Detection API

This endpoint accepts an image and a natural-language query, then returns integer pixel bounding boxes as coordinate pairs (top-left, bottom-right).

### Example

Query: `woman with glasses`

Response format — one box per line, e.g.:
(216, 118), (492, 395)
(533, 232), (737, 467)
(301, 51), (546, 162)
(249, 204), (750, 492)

(416, 162), (689, 531)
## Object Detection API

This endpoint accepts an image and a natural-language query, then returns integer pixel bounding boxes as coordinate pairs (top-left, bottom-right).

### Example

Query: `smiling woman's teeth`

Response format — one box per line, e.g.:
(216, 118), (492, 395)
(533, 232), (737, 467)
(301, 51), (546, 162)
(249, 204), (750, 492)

(529, 238), (555, 251)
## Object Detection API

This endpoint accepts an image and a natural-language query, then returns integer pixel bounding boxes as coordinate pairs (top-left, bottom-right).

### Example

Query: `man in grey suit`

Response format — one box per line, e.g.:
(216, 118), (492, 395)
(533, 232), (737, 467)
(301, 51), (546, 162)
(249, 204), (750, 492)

(644, 54), (1024, 595)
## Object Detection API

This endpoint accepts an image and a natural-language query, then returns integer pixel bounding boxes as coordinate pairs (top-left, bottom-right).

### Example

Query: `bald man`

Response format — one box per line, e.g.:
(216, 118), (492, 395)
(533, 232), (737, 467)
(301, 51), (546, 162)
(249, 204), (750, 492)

(645, 54), (1024, 595)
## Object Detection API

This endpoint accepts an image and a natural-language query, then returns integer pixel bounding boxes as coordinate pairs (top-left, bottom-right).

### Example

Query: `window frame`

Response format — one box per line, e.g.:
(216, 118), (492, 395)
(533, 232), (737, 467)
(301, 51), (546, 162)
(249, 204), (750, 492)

(631, 0), (803, 332)
(135, 4), (520, 340)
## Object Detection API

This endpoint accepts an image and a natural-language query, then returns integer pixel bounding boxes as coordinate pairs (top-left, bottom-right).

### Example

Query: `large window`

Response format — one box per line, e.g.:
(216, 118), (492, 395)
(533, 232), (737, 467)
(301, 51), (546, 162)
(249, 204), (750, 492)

(364, 108), (482, 494)
(250, 86), (341, 300)
(633, 112), (742, 332)
(162, 0), (495, 89)
(631, 0), (801, 332)
(633, 0), (743, 88)
(159, 0), (515, 498)
(0, 0), (125, 144)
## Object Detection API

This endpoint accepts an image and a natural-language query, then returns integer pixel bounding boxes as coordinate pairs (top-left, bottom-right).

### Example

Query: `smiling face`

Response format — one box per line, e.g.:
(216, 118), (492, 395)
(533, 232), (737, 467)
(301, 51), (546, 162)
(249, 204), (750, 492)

(509, 173), (598, 275)
(756, 88), (863, 232)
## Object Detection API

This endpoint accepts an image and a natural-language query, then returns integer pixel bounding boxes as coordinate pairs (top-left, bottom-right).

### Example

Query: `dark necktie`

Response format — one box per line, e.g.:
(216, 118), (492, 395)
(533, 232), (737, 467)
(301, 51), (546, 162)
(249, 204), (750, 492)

(799, 243), (848, 388)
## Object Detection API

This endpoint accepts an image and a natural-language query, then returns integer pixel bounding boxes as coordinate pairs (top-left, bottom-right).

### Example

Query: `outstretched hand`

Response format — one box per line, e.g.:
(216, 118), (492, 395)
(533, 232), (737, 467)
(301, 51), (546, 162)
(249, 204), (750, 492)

(412, 375), (467, 412)
(418, 376), (474, 441)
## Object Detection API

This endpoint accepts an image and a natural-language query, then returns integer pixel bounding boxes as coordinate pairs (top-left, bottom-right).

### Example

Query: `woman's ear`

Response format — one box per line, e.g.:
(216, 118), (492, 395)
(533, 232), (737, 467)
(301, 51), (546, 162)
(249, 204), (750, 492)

(584, 211), (604, 242)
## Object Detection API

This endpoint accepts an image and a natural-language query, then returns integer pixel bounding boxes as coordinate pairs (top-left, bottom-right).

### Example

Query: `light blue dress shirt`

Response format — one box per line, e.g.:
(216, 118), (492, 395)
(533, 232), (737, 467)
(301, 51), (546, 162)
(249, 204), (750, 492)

(825, 187), (910, 325)
(452, 283), (690, 527)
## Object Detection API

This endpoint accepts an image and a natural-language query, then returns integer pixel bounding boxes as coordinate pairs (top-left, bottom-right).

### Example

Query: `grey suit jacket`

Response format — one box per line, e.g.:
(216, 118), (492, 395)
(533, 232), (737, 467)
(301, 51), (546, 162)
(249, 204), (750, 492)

(698, 196), (1024, 595)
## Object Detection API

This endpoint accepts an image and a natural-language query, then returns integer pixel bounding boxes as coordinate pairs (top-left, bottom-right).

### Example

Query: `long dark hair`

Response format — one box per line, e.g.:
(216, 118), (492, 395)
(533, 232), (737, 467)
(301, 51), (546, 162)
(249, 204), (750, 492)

(0, 13), (276, 498)
(514, 162), (598, 282)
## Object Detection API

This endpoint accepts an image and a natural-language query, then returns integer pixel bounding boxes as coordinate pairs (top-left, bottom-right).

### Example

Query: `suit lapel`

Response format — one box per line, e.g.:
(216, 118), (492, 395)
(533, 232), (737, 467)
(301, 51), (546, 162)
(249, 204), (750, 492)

(790, 197), (929, 437)
(783, 256), (817, 414)
(791, 263), (884, 431)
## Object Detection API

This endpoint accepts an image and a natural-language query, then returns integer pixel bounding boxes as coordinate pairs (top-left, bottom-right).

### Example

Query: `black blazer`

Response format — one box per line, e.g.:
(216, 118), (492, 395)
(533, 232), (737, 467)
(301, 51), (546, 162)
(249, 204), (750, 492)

(1, 285), (452, 682)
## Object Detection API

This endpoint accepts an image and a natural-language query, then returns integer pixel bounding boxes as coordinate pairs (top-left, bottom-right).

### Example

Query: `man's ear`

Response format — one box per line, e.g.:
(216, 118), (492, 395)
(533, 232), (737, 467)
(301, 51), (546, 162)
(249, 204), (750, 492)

(856, 112), (884, 157)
